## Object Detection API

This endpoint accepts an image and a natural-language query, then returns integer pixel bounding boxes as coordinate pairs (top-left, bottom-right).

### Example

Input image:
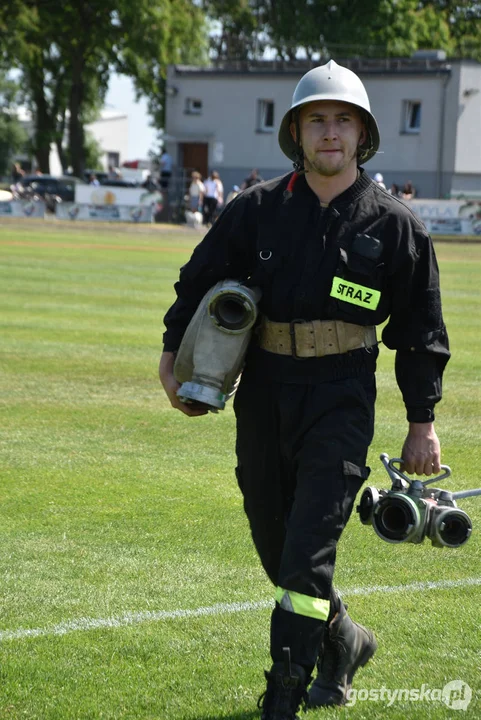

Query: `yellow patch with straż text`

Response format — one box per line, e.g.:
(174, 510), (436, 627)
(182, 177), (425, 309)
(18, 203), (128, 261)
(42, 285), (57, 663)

(330, 277), (381, 309)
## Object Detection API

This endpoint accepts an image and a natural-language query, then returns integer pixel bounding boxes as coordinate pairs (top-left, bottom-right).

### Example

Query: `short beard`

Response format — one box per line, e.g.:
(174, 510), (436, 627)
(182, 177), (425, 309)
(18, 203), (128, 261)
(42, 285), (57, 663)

(303, 145), (358, 177)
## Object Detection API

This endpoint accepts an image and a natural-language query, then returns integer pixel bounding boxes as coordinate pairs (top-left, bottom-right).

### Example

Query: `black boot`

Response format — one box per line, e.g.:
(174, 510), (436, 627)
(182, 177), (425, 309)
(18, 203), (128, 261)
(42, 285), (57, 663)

(308, 601), (377, 708)
(258, 647), (310, 720)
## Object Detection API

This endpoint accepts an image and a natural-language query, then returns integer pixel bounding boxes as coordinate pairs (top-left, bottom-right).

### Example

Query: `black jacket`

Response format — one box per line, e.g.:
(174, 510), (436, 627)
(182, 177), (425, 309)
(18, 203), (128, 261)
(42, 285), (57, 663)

(163, 169), (450, 422)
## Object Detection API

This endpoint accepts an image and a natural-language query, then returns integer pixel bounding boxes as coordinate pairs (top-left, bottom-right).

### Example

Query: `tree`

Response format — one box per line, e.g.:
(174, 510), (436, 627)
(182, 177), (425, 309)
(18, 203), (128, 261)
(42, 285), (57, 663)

(260, 0), (456, 60)
(0, 71), (28, 179)
(360, 0), (455, 58)
(0, 1), (208, 176)
(202, 0), (480, 63)
(421, 1), (481, 60)
(202, 0), (261, 61)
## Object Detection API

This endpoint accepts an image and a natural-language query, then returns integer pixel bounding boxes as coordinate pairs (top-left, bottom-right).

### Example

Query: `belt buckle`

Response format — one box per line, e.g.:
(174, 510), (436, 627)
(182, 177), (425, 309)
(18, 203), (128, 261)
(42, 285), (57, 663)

(289, 318), (306, 360)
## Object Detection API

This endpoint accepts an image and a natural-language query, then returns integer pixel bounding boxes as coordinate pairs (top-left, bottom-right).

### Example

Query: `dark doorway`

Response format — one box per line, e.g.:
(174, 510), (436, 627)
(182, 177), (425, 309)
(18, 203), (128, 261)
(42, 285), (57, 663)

(179, 142), (208, 179)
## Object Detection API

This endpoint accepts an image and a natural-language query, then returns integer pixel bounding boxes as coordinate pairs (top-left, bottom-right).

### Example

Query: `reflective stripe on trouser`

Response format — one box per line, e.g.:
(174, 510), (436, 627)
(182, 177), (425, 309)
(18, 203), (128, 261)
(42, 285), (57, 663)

(275, 587), (330, 622)
(234, 374), (375, 671)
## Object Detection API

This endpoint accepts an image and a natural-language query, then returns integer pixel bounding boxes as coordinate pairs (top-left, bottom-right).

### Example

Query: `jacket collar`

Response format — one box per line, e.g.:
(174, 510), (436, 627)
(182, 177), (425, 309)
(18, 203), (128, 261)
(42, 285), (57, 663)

(291, 167), (373, 208)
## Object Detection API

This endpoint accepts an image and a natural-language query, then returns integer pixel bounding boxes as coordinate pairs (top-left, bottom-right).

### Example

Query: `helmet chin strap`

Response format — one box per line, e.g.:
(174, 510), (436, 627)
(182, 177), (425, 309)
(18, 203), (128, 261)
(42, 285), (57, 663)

(292, 110), (306, 175)
(357, 113), (375, 163)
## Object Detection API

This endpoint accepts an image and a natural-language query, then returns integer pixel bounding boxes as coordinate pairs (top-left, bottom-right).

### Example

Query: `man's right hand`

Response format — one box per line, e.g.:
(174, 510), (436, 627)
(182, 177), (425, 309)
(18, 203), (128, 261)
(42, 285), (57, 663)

(158, 351), (209, 417)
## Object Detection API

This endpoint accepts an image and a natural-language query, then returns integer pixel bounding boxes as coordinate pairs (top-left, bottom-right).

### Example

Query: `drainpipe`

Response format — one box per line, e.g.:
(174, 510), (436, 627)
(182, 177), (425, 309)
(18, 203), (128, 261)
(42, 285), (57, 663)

(436, 69), (451, 198)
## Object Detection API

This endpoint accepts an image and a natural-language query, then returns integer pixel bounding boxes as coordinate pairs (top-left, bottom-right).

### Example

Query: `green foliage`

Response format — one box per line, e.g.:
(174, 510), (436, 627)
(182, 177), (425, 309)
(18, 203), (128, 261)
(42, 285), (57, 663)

(259, 0), (458, 59)
(360, 0), (455, 58)
(83, 131), (104, 171)
(117, 0), (209, 129)
(203, 0), (262, 60)
(422, 0), (481, 60)
(60, 130), (104, 175)
(204, 0), (480, 62)
(0, 71), (28, 177)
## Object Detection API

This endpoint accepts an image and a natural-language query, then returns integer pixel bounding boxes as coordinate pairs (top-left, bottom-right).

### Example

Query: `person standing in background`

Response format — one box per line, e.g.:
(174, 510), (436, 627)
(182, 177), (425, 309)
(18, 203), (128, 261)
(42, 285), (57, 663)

(203, 170), (223, 226)
(388, 183), (401, 197)
(241, 168), (264, 190)
(189, 171), (205, 212)
(226, 185), (241, 204)
(373, 172), (386, 190)
(402, 180), (416, 200)
(160, 148), (173, 189)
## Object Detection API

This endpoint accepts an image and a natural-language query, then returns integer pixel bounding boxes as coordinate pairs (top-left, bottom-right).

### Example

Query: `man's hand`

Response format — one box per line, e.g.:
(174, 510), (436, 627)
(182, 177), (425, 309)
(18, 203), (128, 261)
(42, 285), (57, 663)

(158, 351), (209, 417)
(400, 422), (441, 476)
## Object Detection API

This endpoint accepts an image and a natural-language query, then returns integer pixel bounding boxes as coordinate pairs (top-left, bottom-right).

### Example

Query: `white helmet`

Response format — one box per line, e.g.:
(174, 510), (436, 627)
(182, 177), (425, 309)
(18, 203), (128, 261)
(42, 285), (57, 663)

(374, 173), (384, 183)
(278, 60), (380, 166)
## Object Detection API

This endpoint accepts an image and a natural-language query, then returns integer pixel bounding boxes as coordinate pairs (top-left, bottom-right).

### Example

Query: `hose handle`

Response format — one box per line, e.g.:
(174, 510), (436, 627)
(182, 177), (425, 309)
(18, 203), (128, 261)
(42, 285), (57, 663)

(384, 455), (451, 486)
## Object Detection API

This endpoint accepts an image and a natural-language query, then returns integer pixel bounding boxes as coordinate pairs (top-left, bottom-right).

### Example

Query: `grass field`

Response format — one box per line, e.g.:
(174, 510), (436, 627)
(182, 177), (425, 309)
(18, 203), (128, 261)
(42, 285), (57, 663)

(0, 219), (480, 719)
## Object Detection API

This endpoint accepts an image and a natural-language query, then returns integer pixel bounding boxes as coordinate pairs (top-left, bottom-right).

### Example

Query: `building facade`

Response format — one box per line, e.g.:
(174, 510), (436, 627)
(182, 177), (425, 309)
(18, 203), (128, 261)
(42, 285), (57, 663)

(163, 56), (481, 199)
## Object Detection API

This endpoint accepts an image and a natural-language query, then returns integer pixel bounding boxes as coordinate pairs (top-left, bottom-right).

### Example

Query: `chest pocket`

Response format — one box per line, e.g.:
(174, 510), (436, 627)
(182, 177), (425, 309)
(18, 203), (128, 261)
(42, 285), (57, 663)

(328, 233), (385, 319)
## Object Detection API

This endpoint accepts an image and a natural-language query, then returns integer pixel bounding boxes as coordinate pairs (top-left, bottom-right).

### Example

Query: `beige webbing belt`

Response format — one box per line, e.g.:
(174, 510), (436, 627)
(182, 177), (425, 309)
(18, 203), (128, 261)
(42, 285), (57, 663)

(257, 317), (377, 358)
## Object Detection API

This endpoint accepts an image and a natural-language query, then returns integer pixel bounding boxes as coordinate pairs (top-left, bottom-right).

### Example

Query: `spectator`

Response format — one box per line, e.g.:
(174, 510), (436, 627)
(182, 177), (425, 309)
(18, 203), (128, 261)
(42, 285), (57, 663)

(160, 148), (173, 189)
(388, 183), (401, 197)
(142, 174), (158, 192)
(108, 165), (120, 180)
(89, 174), (100, 186)
(11, 162), (24, 184)
(213, 171), (224, 221)
(402, 180), (416, 200)
(203, 170), (223, 226)
(241, 168), (264, 190)
(373, 172), (386, 190)
(226, 184), (240, 204)
(188, 171), (205, 212)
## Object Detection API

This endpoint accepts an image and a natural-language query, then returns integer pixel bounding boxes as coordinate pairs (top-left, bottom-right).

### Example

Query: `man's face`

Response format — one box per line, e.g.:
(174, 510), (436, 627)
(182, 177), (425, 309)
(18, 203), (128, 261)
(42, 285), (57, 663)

(291, 100), (366, 177)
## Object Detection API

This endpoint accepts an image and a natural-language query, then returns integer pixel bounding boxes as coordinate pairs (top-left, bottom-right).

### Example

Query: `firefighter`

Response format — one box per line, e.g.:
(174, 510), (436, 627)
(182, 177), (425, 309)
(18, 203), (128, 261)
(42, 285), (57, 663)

(159, 60), (450, 719)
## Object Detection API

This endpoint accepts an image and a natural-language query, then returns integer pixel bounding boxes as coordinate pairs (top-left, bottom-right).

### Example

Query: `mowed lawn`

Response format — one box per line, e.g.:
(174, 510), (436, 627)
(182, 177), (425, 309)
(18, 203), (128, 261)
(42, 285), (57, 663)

(0, 219), (480, 720)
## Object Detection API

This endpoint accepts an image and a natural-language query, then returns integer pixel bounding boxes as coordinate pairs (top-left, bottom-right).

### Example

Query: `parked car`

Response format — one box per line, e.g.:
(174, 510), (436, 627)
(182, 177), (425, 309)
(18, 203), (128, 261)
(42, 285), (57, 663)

(83, 170), (109, 184)
(15, 174), (86, 211)
(99, 178), (140, 188)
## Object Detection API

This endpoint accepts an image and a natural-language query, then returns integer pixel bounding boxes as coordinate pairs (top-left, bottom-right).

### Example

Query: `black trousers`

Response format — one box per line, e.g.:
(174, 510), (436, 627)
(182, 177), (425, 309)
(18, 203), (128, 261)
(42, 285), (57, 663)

(233, 375), (376, 672)
(203, 197), (218, 225)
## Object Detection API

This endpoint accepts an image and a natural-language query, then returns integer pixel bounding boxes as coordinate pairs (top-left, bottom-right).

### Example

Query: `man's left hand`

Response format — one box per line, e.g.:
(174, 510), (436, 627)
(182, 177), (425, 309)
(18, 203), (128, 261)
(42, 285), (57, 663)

(400, 422), (441, 476)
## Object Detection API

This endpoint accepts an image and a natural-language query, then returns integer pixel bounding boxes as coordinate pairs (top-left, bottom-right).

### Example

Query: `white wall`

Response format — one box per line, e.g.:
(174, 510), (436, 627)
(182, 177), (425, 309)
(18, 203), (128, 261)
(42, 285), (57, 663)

(454, 63), (481, 173)
(86, 113), (129, 170)
(362, 76), (443, 174)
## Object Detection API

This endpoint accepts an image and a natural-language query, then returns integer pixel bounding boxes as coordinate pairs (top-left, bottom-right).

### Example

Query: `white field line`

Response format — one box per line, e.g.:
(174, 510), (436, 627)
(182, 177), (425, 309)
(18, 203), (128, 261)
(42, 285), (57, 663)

(1, 576), (480, 643)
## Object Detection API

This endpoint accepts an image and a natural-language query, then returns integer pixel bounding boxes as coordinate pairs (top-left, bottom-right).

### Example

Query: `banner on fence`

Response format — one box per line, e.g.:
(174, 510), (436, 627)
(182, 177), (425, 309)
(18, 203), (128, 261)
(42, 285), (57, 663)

(75, 185), (162, 208)
(407, 199), (481, 235)
(0, 200), (45, 218)
(56, 203), (154, 223)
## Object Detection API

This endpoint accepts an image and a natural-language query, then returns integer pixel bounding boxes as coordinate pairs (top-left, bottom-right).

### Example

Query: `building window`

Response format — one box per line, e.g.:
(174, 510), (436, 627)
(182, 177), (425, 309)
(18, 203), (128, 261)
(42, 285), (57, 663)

(403, 100), (422, 133)
(185, 98), (203, 115)
(258, 99), (275, 132)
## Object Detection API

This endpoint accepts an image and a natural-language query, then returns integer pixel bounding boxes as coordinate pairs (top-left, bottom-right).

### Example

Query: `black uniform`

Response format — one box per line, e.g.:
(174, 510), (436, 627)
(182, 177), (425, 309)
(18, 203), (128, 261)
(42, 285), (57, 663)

(163, 169), (450, 672)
